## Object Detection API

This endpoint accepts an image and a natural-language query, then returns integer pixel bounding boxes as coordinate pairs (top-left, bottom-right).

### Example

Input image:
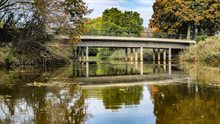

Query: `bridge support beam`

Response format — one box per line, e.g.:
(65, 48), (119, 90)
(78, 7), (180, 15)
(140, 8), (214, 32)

(163, 49), (167, 61)
(86, 61), (89, 77)
(135, 48), (138, 62)
(86, 46), (89, 61)
(158, 49), (161, 63)
(140, 47), (143, 62)
(153, 49), (156, 61)
(168, 48), (172, 61)
(130, 48), (134, 61)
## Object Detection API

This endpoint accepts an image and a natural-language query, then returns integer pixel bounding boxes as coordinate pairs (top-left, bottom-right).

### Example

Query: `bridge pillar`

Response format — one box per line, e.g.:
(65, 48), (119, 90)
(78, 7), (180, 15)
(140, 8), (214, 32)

(158, 49), (161, 63)
(86, 61), (89, 77)
(153, 49), (156, 61)
(86, 46), (89, 61)
(140, 62), (143, 75)
(125, 48), (128, 61)
(163, 49), (167, 61)
(130, 48), (134, 61)
(140, 47), (143, 62)
(168, 48), (172, 61)
(135, 48), (138, 62)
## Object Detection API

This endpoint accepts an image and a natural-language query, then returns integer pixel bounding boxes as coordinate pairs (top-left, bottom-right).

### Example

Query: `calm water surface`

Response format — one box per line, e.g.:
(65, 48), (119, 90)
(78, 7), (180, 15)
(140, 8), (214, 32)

(0, 61), (220, 124)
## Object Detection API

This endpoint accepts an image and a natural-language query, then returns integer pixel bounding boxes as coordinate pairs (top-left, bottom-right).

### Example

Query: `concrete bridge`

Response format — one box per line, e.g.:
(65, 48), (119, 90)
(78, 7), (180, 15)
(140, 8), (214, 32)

(74, 36), (196, 62)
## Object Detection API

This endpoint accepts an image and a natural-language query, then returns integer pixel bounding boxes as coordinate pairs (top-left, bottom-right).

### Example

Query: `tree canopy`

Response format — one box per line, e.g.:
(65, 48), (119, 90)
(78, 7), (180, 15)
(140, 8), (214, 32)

(86, 8), (144, 35)
(0, 0), (90, 43)
(150, 0), (220, 38)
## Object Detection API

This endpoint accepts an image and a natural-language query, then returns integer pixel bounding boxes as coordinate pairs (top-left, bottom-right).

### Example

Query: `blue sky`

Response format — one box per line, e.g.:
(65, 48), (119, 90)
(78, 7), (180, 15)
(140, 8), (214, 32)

(84, 0), (155, 27)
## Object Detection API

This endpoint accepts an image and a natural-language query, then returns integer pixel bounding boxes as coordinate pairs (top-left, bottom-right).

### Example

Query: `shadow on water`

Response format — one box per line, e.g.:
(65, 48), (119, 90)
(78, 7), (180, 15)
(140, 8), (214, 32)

(0, 61), (220, 124)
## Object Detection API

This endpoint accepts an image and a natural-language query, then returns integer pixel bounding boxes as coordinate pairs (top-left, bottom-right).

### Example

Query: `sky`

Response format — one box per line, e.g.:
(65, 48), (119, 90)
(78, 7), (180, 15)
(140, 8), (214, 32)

(83, 0), (155, 27)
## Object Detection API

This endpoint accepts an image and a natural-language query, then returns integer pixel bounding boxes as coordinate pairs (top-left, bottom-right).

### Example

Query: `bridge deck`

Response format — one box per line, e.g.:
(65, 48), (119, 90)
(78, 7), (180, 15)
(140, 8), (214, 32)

(81, 36), (196, 44)
(78, 36), (196, 49)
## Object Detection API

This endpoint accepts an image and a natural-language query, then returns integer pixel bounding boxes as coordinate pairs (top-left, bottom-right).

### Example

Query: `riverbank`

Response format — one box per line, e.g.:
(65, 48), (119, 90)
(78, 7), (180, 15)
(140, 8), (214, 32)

(180, 37), (220, 66)
(0, 40), (72, 67)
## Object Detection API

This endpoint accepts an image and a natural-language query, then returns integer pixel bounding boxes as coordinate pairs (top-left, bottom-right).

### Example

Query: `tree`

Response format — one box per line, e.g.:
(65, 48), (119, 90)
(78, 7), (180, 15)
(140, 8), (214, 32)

(121, 11), (143, 34)
(150, 0), (220, 39)
(0, 0), (90, 43)
(85, 17), (104, 31)
(85, 8), (144, 35)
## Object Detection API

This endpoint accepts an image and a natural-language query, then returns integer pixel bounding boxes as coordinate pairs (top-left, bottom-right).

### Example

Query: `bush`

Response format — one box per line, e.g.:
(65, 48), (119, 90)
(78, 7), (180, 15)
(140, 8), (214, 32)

(180, 37), (220, 65)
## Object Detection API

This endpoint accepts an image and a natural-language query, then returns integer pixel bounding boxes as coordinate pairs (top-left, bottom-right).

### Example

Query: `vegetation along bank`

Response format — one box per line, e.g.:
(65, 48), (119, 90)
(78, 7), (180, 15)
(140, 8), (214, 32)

(180, 37), (220, 66)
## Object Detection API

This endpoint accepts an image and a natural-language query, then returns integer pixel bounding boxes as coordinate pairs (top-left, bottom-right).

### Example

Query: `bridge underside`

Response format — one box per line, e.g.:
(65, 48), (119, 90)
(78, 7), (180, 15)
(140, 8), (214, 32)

(74, 36), (195, 62)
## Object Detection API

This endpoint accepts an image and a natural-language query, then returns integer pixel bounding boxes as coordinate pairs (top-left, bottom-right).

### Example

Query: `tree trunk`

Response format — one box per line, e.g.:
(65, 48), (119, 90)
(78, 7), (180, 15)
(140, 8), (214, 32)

(187, 24), (191, 40)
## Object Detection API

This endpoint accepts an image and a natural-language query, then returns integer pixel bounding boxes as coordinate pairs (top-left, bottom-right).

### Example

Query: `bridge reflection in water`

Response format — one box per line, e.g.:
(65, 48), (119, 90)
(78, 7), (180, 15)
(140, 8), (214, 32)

(72, 61), (177, 84)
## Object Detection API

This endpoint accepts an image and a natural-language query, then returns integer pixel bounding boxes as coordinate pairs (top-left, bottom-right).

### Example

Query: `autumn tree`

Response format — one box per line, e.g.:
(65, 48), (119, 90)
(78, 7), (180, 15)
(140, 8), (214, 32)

(150, 0), (220, 39)
(0, 0), (90, 43)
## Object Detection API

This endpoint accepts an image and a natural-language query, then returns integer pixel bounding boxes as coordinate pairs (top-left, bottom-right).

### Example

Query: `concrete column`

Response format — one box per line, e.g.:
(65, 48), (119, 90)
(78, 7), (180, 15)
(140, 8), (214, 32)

(163, 49), (166, 61)
(86, 61), (89, 77)
(153, 49), (156, 61)
(140, 47), (143, 62)
(130, 48), (134, 61)
(135, 61), (138, 70)
(86, 46), (89, 61)
(125, 48), (128, 61)
(135, 48), (138, 62)
(140, 62), (143, 75)
(158, 49), (161, 62)
(163, 60), (166, 73)
(168, 61), (172, 74)
(168, 48), (172, 61)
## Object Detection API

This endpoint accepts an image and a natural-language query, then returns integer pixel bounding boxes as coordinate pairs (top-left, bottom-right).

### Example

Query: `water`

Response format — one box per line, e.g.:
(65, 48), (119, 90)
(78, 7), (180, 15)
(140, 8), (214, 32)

(0, 61), (220, 124)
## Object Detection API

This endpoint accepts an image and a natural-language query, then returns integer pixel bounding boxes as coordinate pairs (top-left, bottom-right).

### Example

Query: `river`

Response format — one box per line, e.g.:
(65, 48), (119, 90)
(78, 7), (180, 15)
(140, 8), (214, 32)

(0, 61), (220, 124)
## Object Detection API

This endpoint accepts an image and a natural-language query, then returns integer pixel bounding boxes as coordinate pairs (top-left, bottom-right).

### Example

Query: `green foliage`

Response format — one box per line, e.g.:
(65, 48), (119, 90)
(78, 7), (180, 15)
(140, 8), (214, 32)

(85, 8), (144, 34)
(150, 0), (220, 36)
(5, 52), (16, 66)
(195, 35), (208, 43)
(109, 49), (125, 60)
(96, 48), (113, 60)
(86, 17), (104, 31)
(89, 48), (98, 56)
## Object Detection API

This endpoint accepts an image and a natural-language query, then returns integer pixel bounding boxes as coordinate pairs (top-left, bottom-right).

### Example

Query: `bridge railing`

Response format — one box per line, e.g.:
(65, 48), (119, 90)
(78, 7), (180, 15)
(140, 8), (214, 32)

(83, 30), (192, 40)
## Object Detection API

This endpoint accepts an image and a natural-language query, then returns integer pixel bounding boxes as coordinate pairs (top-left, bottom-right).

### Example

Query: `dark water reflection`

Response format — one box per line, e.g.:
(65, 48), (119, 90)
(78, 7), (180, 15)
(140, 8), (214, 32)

(0, 62), (220, 124)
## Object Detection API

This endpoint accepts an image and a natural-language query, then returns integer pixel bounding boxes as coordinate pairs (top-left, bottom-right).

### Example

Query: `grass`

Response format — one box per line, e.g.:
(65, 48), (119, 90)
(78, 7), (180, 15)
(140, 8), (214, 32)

(180, 37), (220, 66)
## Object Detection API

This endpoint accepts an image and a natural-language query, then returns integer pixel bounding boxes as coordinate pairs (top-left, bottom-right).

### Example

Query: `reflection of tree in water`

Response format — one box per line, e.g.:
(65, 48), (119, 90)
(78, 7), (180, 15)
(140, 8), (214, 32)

(102, 86), (143, 110)
(0, 85), (89, 124)
(0, 67), (90, 124)
(149, 83), (220, 124)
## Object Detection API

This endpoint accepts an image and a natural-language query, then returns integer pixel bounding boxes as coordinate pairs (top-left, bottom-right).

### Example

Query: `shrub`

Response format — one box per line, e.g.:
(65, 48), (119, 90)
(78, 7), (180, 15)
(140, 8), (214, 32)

(180, 37), (220, 65)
